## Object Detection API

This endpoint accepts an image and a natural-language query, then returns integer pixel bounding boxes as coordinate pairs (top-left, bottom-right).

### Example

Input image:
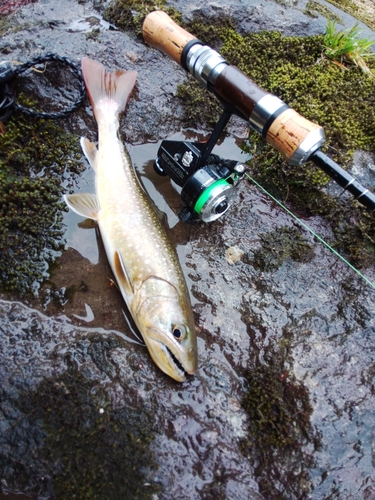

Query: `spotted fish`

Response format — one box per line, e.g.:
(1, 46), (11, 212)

(64, 58), (197, 382)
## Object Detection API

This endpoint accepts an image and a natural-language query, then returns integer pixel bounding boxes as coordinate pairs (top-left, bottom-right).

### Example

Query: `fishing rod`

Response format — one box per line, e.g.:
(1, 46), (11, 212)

(142, 11), (375, 222)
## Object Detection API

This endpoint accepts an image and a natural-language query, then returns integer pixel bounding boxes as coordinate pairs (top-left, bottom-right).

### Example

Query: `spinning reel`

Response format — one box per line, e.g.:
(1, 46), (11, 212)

(154, 109), (246, 223)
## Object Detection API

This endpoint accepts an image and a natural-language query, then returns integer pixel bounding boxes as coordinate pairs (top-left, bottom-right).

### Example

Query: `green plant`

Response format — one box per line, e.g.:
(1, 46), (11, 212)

(323, 20), (375, 75)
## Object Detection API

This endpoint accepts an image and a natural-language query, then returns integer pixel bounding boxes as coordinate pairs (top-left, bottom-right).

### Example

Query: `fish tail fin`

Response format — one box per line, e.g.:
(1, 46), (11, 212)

(81, 57), (137, 119)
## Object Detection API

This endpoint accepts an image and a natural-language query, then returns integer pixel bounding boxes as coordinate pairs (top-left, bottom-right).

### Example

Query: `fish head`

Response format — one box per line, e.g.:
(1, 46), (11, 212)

(132, 276), (197, 382)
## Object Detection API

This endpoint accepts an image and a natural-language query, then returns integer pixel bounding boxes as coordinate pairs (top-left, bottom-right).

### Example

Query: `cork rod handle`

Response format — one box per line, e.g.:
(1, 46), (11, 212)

(266, 109), (323, 163)
(143, 11), (196, 65)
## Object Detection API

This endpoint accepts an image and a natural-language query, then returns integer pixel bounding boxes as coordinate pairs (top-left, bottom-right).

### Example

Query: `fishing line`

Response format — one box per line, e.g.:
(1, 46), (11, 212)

(245, 172), (375, 290)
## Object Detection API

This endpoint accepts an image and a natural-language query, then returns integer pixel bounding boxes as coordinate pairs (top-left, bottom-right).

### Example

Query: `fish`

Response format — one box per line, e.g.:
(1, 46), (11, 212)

(64, 57), (197, 382)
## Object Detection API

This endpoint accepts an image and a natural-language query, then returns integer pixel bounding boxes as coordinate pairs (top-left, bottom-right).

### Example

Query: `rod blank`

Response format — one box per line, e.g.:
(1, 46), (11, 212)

(310, 150), (375, 210)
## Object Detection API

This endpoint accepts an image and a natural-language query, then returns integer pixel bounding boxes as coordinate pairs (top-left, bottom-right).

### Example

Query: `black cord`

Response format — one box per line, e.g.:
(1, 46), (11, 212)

(4, 53), (86, 119)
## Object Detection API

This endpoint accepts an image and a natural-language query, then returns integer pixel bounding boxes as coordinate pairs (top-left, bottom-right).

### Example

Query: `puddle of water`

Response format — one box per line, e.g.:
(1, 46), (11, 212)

(63, 165), (98, 263)
(64, 16), (114, 33)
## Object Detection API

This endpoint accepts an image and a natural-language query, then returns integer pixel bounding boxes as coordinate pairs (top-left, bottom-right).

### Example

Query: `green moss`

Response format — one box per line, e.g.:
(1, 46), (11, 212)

(240, 361), (317, 499)
(251, 226), (315, 272)
(103, 0), (182, 35)
(328, 201), (375, 268)
(18, 369), (159, 499)
(242, 364), (313, 449)
(0, 106), (84, 295)
(183, 17), (236, 47)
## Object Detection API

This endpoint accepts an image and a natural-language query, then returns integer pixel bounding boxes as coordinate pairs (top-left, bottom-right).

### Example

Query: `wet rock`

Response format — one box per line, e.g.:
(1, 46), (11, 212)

(172, 0), (374, 38)
(0, 298), (261, 499)
(0, 1), (375, 499)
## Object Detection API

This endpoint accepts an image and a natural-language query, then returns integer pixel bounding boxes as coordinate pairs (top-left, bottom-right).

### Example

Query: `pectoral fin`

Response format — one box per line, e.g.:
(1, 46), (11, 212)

(64, 193), (100, 220)
(114, 250), (133, 296)
(80, 137), (98, 171)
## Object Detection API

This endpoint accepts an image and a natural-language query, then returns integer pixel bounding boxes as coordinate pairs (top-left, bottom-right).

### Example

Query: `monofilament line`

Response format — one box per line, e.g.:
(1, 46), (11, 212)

(245, 173), (375, 290)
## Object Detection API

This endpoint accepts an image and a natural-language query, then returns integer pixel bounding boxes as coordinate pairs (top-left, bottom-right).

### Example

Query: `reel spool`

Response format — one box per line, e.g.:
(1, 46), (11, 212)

(181, 167), (237, 223)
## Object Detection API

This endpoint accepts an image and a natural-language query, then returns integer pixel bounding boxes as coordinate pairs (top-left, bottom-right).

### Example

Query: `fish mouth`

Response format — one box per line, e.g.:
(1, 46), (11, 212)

(143, 337), (195, 382)
(141, 329), (196, 382)
(160, 342), (189, 381)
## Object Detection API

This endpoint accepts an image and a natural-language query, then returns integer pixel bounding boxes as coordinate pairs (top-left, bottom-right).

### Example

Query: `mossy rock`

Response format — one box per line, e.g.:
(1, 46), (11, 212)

(17, 369), (159, 499)
(240, 358), (320, 499)
(251, 226), (315, 272)
(0, 109), (84, 295)
(241, 363), (313, 449)
(103, 0), (182, 35)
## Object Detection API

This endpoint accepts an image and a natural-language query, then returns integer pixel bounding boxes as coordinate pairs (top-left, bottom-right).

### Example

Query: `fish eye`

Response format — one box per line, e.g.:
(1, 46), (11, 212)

(172, 325), (186, 340)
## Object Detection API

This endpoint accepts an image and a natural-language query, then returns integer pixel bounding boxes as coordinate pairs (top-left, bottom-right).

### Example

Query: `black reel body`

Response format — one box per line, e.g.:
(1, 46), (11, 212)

(154, 139), (246, 222)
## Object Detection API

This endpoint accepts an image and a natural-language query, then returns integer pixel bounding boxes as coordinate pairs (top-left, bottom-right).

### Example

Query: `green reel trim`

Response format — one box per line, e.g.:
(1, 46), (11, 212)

(194, 179), (231, 215)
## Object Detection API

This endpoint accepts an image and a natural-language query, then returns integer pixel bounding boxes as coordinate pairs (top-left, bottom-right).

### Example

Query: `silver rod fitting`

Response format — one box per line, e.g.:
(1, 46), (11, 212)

(186, 45), (228, 87)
